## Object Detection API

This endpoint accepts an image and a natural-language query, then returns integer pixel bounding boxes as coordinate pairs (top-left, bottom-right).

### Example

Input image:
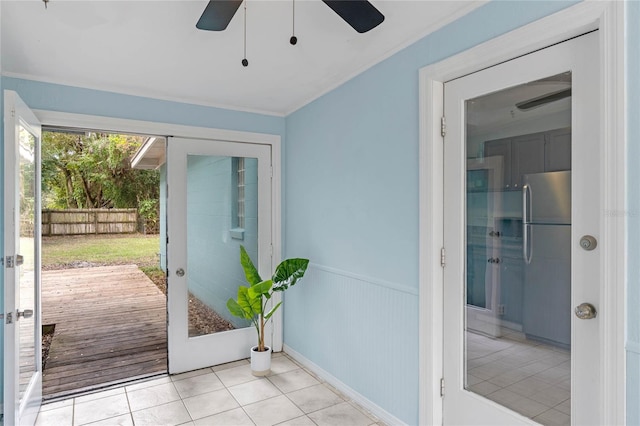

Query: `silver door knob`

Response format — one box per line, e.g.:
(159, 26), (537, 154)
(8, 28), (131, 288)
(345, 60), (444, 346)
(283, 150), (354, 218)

(575, 303), (597, 320)
(176, 268), (185, 277)
(17, 309), (33, 319)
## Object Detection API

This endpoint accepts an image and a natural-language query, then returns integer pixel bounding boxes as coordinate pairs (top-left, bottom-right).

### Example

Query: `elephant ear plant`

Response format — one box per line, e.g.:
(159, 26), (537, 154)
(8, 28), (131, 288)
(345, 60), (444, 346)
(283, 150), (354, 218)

(227, 246), (309, 353)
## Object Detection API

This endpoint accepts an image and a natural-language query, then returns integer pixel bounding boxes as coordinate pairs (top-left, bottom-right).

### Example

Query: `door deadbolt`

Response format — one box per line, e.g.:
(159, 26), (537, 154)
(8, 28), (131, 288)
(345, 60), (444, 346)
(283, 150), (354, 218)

(176, 268), (185, 277)
(575, 303), (597, 320)
(580, 235), (597, 251)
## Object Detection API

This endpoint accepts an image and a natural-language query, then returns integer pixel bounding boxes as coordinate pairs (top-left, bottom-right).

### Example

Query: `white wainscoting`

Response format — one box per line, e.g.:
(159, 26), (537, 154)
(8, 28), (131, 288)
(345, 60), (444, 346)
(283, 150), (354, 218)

(283, 263), (419, 425)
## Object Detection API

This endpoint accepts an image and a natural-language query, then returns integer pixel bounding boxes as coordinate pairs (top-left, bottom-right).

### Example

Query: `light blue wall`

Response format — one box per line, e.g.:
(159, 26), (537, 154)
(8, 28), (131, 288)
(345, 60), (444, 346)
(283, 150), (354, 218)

(1, 78), (285, 136)
(283, 1), (578, 424)
(627, 1), (640, 425)
(186, 155), (258, 328)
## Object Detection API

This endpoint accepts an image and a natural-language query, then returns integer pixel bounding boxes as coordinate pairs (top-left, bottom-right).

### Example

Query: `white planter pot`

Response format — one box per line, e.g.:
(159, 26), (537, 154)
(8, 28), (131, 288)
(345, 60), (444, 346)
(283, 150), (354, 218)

(250, 346), (272, 376)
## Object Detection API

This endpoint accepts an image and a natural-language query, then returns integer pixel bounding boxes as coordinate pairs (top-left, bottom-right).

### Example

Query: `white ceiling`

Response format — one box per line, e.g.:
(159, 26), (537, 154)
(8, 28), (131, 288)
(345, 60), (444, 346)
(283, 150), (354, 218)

(1, 0), (483, 116)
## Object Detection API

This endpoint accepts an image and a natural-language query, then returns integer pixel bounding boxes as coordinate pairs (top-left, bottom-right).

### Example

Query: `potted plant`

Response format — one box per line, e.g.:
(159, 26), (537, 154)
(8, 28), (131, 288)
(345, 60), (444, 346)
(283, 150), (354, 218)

(227, 245), (309, 376)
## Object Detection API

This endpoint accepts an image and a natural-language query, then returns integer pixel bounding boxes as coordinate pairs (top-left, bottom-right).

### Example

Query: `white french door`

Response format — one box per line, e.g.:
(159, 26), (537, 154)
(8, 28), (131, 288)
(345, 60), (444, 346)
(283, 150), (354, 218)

(4, 90), (43, 425)
(166, 137), (273, 374)
(443, 32), (601, 424)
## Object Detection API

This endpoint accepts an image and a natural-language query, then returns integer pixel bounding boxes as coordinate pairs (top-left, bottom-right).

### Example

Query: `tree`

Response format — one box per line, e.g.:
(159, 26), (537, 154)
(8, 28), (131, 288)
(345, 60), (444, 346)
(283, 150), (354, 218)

(42, 131), (160, 229)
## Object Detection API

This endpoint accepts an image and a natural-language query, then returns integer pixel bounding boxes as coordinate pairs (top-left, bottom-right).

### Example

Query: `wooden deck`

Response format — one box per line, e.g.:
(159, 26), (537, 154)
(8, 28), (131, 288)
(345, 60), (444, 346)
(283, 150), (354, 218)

(42, 265), (167, 399)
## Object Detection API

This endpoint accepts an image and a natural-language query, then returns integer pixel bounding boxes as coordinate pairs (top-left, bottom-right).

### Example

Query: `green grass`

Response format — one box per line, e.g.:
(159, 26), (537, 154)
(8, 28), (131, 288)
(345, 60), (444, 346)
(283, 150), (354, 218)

(42, 234), (160, 268)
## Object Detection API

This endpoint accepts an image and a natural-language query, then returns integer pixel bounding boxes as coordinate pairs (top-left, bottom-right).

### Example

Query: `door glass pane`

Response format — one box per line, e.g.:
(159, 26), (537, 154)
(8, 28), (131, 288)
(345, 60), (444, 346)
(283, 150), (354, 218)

(186, 155), (258, 337)
(464, 73), (572, 421)
(18, 125), (37, 400)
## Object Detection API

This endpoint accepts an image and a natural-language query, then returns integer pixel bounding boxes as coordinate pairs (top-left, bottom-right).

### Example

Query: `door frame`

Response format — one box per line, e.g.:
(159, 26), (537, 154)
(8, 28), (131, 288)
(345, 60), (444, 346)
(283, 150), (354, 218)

(418, 2), (626, 425)
(165, 137), (274, 373)
(24, 109), (284, 351)
(4, 90), (43, 426)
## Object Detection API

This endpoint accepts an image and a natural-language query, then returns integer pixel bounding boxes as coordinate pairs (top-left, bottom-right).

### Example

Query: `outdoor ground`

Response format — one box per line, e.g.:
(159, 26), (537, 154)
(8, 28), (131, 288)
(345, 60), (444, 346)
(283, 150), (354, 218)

(41, 233), (234, 370)
(42, 234), (160, 270)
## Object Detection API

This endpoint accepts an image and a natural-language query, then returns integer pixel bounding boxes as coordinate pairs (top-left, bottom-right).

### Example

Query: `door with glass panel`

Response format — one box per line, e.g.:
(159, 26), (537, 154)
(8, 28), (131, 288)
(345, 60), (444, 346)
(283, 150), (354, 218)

(443, 32), (600, 424)
(4, 90), (43, 426)
(166, 137), (272, 373)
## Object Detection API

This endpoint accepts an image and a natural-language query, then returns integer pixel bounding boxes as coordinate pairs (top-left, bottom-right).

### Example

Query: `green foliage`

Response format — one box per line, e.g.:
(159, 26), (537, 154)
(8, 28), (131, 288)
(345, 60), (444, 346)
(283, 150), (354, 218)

(139, 198), (160, 231)
(227, 246), (309, 352)
(240, 245), (263, 285)
(138, 199), (157, 219)
(272, 258), (310, 291)
(227, 286), (262, 320)
(42, 131), (160, 227)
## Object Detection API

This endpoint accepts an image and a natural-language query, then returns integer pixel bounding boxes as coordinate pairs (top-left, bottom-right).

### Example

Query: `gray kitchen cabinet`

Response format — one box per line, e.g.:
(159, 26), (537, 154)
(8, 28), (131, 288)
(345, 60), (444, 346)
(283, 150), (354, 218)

(483, 138), (512, 190)
(545, 127), (572, 172)
(511, 132), (546, 190)
(483, 127), (570, 191)
(499, 250), (524, 326)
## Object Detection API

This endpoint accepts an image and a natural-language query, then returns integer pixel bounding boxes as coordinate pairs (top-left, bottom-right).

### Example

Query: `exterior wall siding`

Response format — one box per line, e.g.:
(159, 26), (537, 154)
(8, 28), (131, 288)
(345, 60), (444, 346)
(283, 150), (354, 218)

(185, 155), (258, 328)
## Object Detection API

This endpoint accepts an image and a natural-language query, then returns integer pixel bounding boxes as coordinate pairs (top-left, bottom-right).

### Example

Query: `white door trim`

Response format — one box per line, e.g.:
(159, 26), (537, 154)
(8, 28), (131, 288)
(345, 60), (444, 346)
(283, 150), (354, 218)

(28, 109), (284, 351)
(418, 2), (626, 425)
(4, 90), (43, 426)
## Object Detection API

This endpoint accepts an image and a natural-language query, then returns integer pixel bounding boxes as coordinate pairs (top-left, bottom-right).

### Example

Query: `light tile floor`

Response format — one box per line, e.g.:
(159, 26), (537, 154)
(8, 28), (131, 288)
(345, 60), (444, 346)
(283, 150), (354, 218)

(35, 353), (384, 426)
(466, 328), (571, 425)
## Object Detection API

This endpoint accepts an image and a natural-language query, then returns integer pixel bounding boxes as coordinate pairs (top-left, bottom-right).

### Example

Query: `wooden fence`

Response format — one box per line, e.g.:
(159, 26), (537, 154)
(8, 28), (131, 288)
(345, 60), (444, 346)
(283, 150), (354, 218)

(41, 209), (138, 236)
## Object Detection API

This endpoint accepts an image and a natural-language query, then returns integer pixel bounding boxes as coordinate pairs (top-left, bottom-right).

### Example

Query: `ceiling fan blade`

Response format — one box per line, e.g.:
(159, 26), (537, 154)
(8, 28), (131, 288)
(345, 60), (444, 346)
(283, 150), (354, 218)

(322, 0), (384, 33)
(196, 0), (243, 31)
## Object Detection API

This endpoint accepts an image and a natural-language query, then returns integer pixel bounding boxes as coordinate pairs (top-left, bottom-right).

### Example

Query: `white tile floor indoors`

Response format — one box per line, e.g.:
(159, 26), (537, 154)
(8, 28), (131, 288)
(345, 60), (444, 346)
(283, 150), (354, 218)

(35, 353), (384, 426)
(466, 327), (571, 426)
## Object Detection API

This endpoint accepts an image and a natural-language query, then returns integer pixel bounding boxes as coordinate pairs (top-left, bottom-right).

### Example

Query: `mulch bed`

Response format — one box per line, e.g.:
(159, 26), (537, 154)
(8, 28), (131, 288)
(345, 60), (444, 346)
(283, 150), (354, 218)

(42, 325), (55, 370)
(143, 267), (235, 336)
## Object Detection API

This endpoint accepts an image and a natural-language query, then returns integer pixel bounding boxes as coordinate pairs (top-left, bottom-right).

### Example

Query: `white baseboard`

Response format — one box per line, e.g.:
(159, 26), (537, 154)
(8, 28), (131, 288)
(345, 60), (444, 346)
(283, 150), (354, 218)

(283, 344), (406, 426)
(499, 319), (523, 332)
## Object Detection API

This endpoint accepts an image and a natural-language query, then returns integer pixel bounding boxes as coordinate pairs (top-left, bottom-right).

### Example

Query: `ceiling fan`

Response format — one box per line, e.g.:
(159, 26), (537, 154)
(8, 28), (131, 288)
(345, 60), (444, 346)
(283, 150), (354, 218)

(196, 0), (385, 34)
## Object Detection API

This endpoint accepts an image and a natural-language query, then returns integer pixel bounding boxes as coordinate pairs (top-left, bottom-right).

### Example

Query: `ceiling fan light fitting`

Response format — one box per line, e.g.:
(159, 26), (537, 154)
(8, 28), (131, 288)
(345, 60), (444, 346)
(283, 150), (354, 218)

(516, 88), (571, 111)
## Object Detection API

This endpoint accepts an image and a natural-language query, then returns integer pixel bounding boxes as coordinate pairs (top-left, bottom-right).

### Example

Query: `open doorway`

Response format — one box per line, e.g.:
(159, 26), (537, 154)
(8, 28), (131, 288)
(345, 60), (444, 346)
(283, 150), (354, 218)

(39, 128), (167, 399)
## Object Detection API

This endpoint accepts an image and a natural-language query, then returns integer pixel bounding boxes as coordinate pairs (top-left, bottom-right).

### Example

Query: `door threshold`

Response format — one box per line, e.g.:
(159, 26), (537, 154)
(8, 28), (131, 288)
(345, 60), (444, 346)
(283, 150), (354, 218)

(42, 372), (168, 404)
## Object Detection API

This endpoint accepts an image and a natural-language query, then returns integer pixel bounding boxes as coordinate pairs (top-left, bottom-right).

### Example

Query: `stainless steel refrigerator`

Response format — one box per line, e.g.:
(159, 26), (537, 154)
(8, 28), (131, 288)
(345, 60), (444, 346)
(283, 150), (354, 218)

(522, 171), (571, 347)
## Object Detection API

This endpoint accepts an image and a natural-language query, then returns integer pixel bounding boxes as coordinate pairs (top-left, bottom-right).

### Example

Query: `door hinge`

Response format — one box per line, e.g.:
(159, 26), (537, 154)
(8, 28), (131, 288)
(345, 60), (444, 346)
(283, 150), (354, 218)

(440, 378), (445, 397)
(5, 256), (14, 268)
(441, 116), (446, 137)
(6, 312), (13, 324)
(440, 247), (446, 267)
(11, 108), (15, 118)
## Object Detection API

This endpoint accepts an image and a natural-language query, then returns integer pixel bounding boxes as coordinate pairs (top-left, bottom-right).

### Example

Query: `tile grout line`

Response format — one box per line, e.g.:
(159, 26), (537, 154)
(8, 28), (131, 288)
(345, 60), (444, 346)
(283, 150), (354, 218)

(123, 383), (136, 426)
(211, 366), (256, 425)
